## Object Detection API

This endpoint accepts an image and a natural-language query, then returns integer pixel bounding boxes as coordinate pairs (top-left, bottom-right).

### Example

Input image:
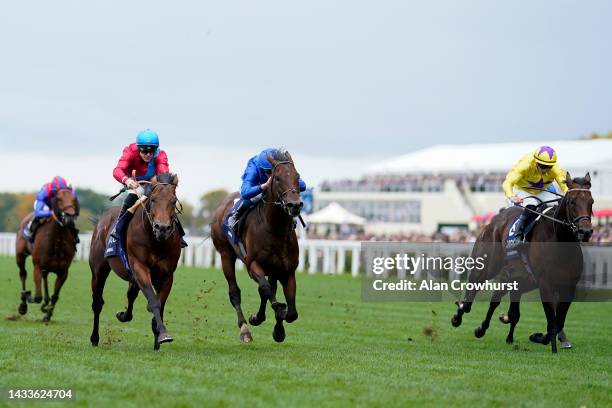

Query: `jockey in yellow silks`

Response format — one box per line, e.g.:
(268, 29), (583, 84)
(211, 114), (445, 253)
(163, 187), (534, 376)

(503, 145), (568, 248)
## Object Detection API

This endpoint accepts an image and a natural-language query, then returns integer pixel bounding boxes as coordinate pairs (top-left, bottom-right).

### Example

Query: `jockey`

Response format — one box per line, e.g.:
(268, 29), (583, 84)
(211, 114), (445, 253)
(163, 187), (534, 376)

(224, 148), (307, 240)
(107, 129), (186, 251)
(23, 176), (80, 244)
(503, 145), (568, 248)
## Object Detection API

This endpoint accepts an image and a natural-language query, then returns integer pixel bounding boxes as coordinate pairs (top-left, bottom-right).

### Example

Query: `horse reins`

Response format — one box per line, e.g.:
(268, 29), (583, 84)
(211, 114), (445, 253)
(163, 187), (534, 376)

(518, 187), (592, 233)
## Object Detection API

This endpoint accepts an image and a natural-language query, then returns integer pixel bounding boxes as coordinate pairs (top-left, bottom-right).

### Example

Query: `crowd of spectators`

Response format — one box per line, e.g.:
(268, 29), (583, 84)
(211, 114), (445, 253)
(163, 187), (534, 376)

(319, 173), (506, 193)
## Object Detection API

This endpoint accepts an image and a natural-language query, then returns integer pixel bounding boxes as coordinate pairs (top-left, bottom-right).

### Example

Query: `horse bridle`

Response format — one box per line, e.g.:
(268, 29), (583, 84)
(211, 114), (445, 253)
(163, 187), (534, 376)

(51, 188), (77, 227)
(140, 181), (181, 236)
(261, 160), (299, 213)
(521, 187), (592, 234)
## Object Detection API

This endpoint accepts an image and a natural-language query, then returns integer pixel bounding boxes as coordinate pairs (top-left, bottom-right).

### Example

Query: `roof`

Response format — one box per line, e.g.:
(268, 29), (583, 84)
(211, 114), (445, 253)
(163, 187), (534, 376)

(305, 202), (366, 225)
(367, 139), (612, 175)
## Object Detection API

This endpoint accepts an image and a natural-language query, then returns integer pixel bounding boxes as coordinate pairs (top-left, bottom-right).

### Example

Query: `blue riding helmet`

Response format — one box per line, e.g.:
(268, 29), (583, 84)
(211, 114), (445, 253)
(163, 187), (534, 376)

(256, 148), (277, 171)
(136, 129), (160, 146)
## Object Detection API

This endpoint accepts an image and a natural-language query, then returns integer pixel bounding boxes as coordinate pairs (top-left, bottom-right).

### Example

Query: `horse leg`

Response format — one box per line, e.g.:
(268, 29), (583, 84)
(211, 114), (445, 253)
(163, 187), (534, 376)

(272, 274), (298, 343)
(221, 255), (252, 343)
(474, 289), (505, 338)
(530, 284), (557, 353)
(116, 281), (139, 323)
(41, 274), (50, 313)
(555, 285), (575, 349)
(504, 299), (521, 344)
(451, 287), (478, 328)
(90, 263), (110, 346)
(132, 261), (170, 351)
(17, 252), (30, 315)
(152, 275), (174, 351)
(30, 262), (43, 303)
(249, 276), (273, 327)
(43, 270), (68, 322)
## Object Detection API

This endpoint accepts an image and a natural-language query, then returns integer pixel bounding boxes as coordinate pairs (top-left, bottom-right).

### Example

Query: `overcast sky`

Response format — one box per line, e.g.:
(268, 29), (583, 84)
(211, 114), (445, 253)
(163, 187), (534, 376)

(1, 0), (611, 201)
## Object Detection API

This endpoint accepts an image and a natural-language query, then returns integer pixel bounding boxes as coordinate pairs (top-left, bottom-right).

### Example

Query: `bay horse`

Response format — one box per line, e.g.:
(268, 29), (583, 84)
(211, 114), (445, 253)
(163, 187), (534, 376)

(89, 173), (181, 351)
(451, 173), (593, 353)
(211, 151), (304, 343)
(15, 188), (79, 322)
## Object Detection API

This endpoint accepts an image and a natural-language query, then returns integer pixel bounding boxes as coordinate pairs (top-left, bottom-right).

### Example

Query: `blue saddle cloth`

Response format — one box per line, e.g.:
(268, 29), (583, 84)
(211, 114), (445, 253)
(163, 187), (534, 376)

(104, 233), (133, 276)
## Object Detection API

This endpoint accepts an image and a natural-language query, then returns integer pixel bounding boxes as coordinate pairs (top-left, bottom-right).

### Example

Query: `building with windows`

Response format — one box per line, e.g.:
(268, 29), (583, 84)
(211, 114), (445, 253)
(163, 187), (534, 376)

(315, 140), (612, 234)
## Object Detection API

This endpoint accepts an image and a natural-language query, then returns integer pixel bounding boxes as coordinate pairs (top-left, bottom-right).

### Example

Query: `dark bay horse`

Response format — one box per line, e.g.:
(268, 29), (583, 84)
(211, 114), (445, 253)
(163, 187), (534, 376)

(89, 173), (182, 351)
(451, 173), (593, 353)
(211, 151), (304, 343)
(15, 188), (79, 322)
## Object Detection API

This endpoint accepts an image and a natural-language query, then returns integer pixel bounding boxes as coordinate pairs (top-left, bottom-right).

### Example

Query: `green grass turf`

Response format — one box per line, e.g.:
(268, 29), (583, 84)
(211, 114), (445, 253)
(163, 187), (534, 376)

(0, 256), (610, 408)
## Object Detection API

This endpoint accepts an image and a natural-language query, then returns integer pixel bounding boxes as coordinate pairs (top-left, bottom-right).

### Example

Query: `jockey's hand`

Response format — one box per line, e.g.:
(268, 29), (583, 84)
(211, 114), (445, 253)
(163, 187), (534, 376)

(510, 196), (523, 204)
(125, 178), (139, 190)
(261, 176), (272, 192)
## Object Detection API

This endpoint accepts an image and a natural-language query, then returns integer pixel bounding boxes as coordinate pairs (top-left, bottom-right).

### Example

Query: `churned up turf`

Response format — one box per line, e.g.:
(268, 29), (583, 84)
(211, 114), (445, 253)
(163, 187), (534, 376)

(0, 256), (610, 407)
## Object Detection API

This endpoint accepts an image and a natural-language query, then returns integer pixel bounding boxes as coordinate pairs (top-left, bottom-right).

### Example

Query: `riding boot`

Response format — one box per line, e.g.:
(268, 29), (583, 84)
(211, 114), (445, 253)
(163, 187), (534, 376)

(507, 206), (535, 249)
(110, 194), (139, 240)
(23, 218), (41, 243)
(224, 199), (250, 243)
(174, 217), (188, 248)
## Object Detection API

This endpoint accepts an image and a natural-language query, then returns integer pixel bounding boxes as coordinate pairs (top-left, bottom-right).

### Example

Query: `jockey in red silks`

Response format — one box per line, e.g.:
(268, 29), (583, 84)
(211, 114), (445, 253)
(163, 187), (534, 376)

(106, 129), (186, 256)
(23, 176), (80, 244)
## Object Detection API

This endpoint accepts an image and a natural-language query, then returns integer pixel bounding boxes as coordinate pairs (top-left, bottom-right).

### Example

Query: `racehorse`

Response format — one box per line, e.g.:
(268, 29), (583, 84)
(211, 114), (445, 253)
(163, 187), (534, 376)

(15, 188), (79, 322)
(451, 173), (593, 353)
(211, 151), (304, 343)
(89, 173), (182, 351)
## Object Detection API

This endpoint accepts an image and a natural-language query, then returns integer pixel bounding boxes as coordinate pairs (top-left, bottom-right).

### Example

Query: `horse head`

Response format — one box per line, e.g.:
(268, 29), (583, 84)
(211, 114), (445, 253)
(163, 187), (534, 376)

(147, 173), (179, 241)
(267, 151), (304, 217)
(52, 188), (79, 227)
(564, 172), (594, 242)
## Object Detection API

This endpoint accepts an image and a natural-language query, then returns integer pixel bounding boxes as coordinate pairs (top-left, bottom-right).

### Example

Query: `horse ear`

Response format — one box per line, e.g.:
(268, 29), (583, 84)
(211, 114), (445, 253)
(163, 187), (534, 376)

(565, 171), (573, 187)
(285, 151), (294, 163)
(172, 174), (179, 186)
(584, 172), (591, 184)
(150, 176), (158, 185)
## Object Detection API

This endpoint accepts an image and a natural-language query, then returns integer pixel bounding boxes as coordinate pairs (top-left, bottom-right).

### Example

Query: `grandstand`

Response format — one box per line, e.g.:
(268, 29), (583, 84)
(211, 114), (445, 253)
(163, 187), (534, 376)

(316, 140), (612, 234)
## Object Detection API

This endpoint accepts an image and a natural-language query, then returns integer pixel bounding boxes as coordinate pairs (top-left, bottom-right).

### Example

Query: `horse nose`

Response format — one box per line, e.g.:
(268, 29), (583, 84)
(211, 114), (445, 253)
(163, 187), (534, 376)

(153, 223), (172, 237)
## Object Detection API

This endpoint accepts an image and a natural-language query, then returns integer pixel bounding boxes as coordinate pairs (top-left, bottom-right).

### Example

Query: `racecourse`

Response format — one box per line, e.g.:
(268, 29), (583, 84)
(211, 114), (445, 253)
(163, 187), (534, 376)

(0, 256), (611, 408)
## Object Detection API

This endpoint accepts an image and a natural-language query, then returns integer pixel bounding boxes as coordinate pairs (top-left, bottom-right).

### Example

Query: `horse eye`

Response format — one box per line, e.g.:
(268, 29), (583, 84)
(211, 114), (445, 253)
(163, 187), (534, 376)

(275, 176), (280, 182)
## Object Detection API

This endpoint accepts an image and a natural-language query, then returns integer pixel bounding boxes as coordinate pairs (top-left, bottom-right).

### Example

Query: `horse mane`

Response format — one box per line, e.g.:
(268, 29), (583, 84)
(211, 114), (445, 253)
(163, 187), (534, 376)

(571, 177), (590, 187)
(269, 149), (292, 163)
(155, 173), (175, 184)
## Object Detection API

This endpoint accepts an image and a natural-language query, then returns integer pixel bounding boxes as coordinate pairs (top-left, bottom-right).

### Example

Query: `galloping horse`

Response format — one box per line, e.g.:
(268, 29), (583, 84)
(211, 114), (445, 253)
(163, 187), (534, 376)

(15, 188), (80, 322)
(451, 173), (593, 353)
(211, 151), (304, 343)
(89, 173), (182, 351)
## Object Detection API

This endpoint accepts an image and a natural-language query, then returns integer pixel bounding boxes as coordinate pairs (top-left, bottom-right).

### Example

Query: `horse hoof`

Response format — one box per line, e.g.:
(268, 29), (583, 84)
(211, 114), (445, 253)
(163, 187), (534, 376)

(249, 314), (264, 326)
(41, 304), (49, 313)
(42, 315), (51, 323)
(272, 323), (286, 343)
(116, 311), (132, 323)
(529, 332), (550, 345)
(560, 341), (572, 349)
(18, 303), (27, 315)
(157, 332), (174, 345)
(29, 296), (42, 304)
(451, 315), (462, 328)
(240, 331), (253, 343)
(499, 314), (510, 324)
(505, 336), (514, 344)
(474, 326), (486, 338)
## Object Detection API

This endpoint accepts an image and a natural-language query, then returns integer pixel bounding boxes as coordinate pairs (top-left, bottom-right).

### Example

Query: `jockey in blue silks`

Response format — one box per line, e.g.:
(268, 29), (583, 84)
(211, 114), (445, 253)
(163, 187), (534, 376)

(23, 176), (80, 243)
(224, 148), (307, 239)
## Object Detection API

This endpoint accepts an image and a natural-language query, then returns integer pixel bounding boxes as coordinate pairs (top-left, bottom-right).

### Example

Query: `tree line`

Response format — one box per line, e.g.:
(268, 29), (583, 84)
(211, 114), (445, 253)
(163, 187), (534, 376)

(0, 188), (228, 234)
